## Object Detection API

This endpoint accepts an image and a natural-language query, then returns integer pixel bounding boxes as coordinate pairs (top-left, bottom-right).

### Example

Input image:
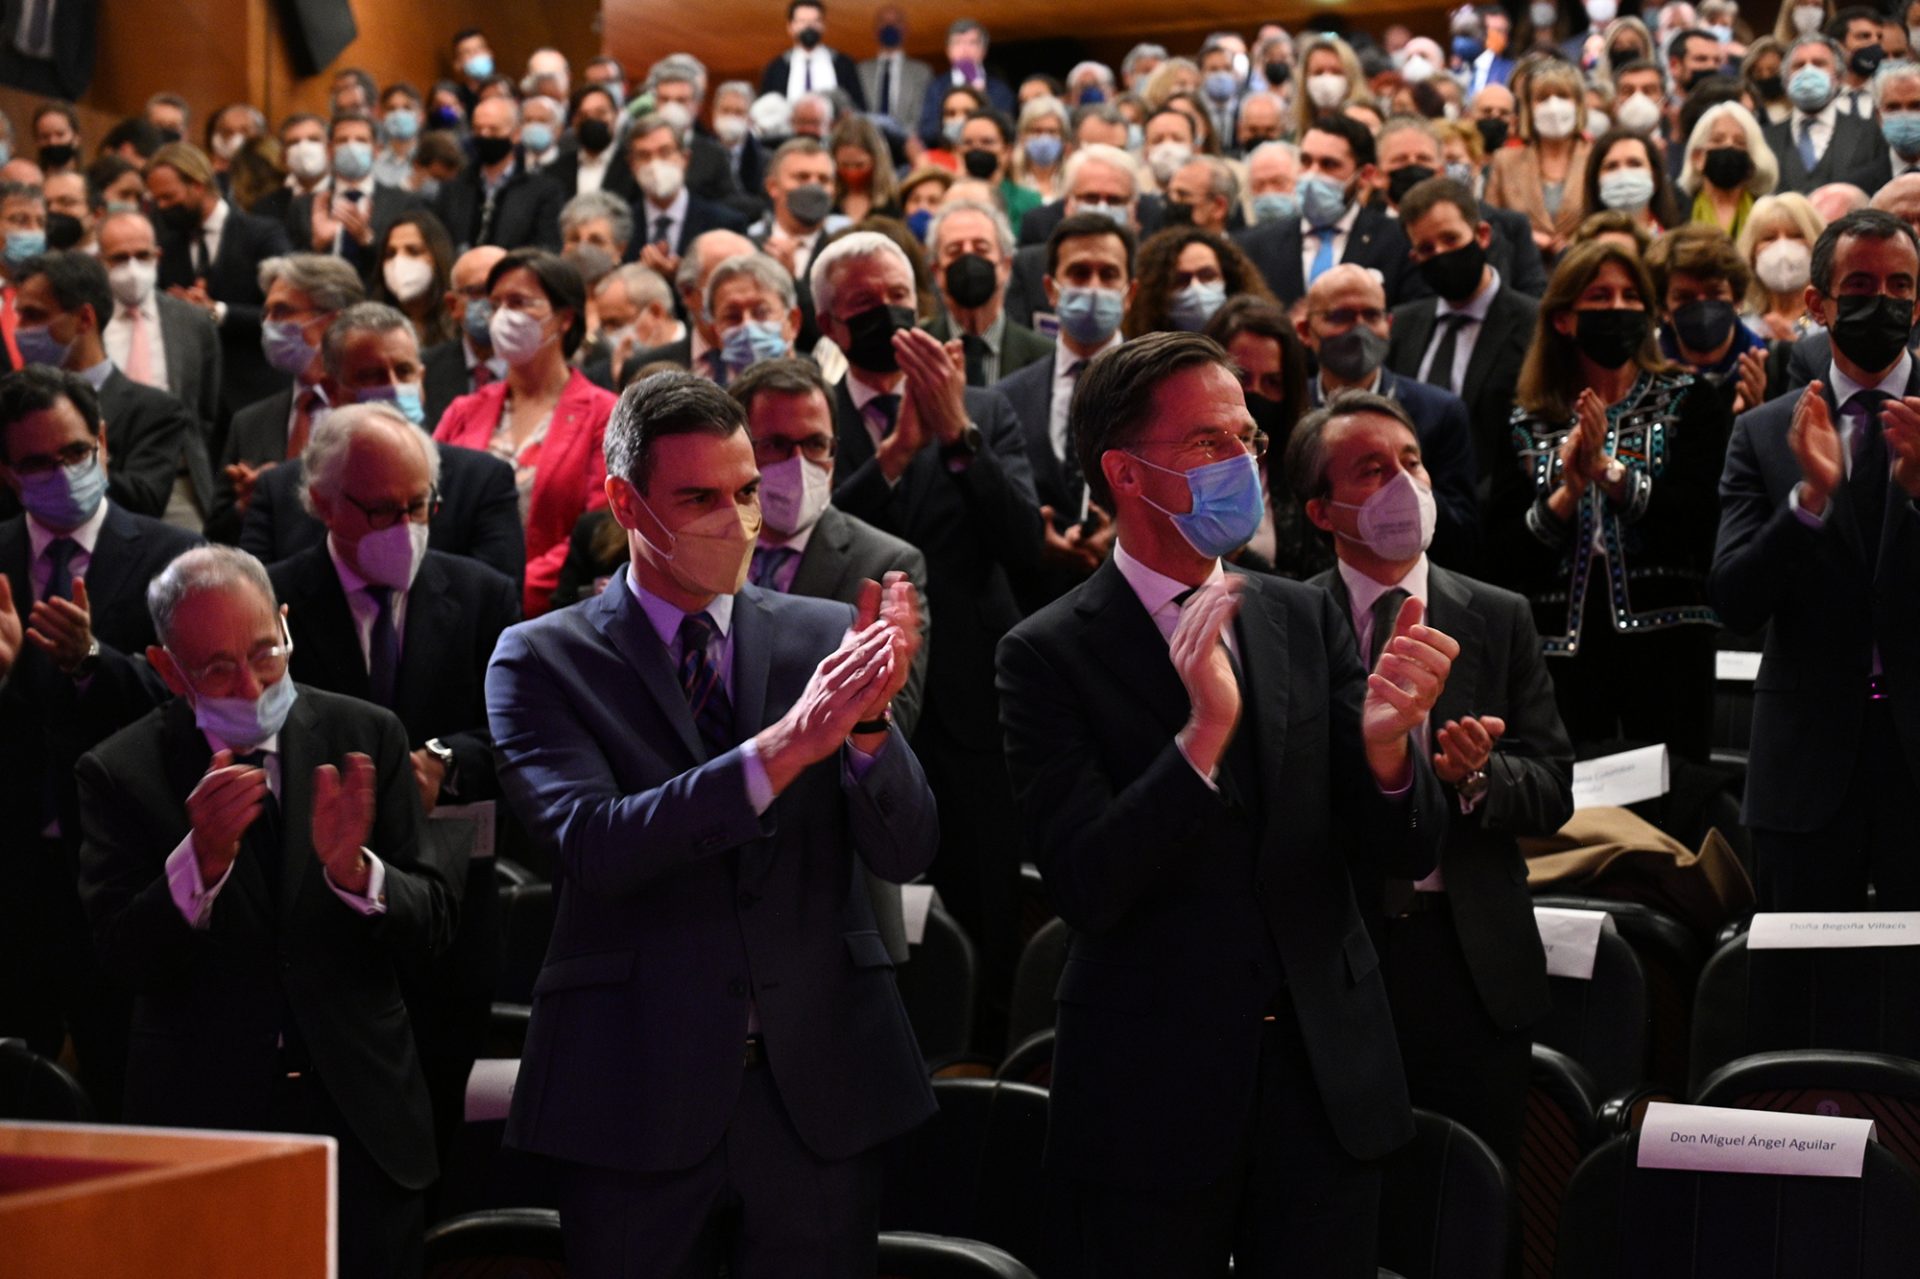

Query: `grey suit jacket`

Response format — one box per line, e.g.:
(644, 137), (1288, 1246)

(925, 310), (1055, 384)
(859, 53), (933, 132)
(1763, 110), (1891, 193)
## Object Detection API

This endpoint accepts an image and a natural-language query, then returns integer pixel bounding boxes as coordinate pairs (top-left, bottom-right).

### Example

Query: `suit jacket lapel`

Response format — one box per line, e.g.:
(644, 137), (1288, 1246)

(1076, 559), (1190, 736)
(729, 587), (774, 739)
(1230, 572), (1292, 817)
(833, 383), (877, 475)
(588, 577), (705, 762)
(1462, 295), (1515, 409)
(290, 550), (373, 700)
(81, 504), (140, 619)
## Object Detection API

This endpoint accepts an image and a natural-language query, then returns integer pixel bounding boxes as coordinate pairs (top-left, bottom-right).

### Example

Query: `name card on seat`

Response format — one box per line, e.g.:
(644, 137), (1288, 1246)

(1715, 650), (1762, 681)
(902, 883), (941, 946)
(1638, 1101), (1876, 1178)
(1571, 744), (1669, 810)
(465, 1058), (521, 1124)
(1747, 912), (1920, 949)
(431, 801), (496, 860)
(1535, 906), (1617, 980)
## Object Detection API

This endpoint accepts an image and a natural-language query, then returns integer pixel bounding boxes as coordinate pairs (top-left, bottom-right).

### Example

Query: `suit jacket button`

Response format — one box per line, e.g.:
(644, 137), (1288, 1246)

(728, 979), (749, 998)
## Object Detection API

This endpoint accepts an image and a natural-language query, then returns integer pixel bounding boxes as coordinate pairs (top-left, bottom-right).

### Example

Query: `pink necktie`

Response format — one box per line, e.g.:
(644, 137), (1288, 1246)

(124, 306), (157, 387)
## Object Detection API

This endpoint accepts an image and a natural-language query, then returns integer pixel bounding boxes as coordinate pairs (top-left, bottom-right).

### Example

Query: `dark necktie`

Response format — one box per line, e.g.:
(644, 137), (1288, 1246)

(366, 585), (400, 708)
(43, 536), (77, 602)
(749, 545), (798, 590)
(678, 612), (735, 757)
(869, 392), (901, 437)
(1060, 360), (1087, 513)
(653, 214), (673, 248)
(1423, 313), (1471, 395)
(1369, 586), (1411, 670)
(337, 189), (364, 268)
(234, 749), (283, 905)
(703, 348), (729, 386)
(961, 333), (990, 387)
(192, 229), (210, 278)
(1846, 392), (1892, 552)
(878, 56), (894, 115)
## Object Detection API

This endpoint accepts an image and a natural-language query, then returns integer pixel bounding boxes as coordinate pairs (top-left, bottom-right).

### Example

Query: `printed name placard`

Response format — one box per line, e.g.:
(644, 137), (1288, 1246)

(1715, 650), (1762, 682)
(1571, 744), (1670, 810)
(430, 801), (496, 860)
(465, 1057), (520, 1123)
(1638, 1101), (1876, 1178)
(1535, 907), (1618, 980)
(902, 883), (941, 946)
(1747, 912), (1920, 949)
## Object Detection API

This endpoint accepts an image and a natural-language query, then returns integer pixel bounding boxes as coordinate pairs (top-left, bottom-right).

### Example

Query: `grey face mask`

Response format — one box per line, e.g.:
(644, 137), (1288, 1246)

(1318, 326), (1388, 382)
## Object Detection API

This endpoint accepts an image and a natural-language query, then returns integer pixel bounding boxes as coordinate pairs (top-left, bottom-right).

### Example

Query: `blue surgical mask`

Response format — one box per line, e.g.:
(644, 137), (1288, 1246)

(1024, 134), (1063, 168)
(332, 140), (374, 181)
(384, 109), (420, 142)
(1130, 450), (1266, 558)
(1887, 112), (1920, 160)
(262, 319), (319, 376)
(721, 319), (789, 369)
(0, 142), (11, 166)
(356, 380), (426, 426)
(1126, 124), (1144, 153)
(191, 672), (298, 752)
(1203, 70), (1238, 103)
(4, 228), (45, 264)
(18, 451), (105, 528)
(521, 122), (555, 154)
(1056, 285), (1126, 345)
(1444, 160), (1475, 186)
(1297, 173), (1349, 228)
(15, 322), (72, 367)
(942, 118), (965, 147)
(463, 53), (495, 80)
(1788, 66), (1834, 113)
(1252, 191), (1300, 225)
(463, 297), (494, 346)
(1168, 280), (1226, 332)
(906, 208), (933, 242)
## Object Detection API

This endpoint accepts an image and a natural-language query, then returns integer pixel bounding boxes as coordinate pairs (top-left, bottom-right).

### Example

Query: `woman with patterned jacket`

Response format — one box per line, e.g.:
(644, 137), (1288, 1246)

(1489, 239), (1732, 761)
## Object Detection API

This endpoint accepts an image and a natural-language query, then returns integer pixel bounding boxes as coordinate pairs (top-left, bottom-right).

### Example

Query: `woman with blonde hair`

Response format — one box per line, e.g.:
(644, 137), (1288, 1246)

(1289, 35), (1368, 138)
(1774, 0), (1834, 42)
(1677, 100), (1777, 242)
(1740, 36), (1791, 122)
(1596, 16), (1658, 76)
(1735, 191), (1824, 339)
(827, 114), (900, 224)
(1485, 58), (1593, 259)
(1010, 95), (1072, 202)
(1491, 239), (1729, 761)
(1139, 57), (1201, 111)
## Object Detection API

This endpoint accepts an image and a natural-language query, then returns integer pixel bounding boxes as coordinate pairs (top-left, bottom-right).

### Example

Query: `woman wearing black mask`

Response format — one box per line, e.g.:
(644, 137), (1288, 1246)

(1740, 37), (1792, 124)
(956, 107), (1040, 229)
(1646, 223), (1777, 414)
(1490, 241), (1730, 761)
(1680, 102), (1778, 242)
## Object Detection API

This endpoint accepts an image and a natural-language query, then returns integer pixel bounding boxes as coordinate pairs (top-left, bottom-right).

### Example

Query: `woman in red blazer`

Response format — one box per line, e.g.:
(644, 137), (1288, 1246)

(434, 249), (614, 617)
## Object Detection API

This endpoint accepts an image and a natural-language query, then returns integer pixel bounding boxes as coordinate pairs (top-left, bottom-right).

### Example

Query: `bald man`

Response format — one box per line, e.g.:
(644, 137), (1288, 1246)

(1809, 182), (1871, 226)
(422, 245), (509, 428)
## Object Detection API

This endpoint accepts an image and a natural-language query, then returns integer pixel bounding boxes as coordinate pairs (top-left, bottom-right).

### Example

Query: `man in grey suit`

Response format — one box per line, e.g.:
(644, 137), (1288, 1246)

(731, 357), (930, 961)
(858, 6), (933, 139)
(1764, 36), (1890, 194)
(99, 210), (223, 529)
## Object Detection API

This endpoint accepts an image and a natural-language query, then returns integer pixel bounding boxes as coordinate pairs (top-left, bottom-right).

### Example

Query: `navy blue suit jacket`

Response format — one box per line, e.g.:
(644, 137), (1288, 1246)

(916, 70), (1016, 146)
(489, 578), (938, 1171)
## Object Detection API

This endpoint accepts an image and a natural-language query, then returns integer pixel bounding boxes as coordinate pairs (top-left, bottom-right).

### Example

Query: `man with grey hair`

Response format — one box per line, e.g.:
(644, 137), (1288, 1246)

(1065, 59), (1115, 105)
(1121, 41), (1169, 89)
(580, 262), (682, 388)
(810, 227), (1041, 1036)
(1872, 59), (1920, 185)
(77, 539), (461, 1276)
(1166, 154), (1239, 236)
(205, 253), (366, 543)
(788, 90), (836, 140)
(705, 252), (801, 379)
(431, 94), (564, 253)
(926, 198), (1053, 385)
(560, 189), (635, 267)
(625, 112), (750, 280)
(1007, 142), (1156, 324)
(645, 52), (750, 208)
(1763, 34), (1890, 192)
(628, 227), (758, 382)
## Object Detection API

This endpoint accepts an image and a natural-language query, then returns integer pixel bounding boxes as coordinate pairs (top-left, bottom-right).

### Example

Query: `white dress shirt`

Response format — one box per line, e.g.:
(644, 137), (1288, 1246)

(1299, 200), (1361, 285)
(105, 295), (172, 393)
(575, 148), (611, 195)
(785, 46), (841, 99)
(327, 536), (409, 668)
(27, 498), (108, 603)
(1415, 267), (1502, 392)
(1050, 333), (1123, 495)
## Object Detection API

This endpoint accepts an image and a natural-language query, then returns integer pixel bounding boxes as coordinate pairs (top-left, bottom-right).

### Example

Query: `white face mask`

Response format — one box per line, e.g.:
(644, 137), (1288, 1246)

(638, 157), (686, 203)
(1331, 469), (1436, 562)
(1146, 141), (1192, 184)
(109, 259), (157, 308)
(1616, 92), (1663, 135)
(285, 138), (329, 182)
(1532, 96), (1578, 140)
(382, 254), (435, 303)
(714, 114), (750, 146)
(1306, 72), (1350, 110)
(350, 519), (429, 590)
(489, 305), (552, 366)
(1793, 5), (1824, 35)
(1585, 0), (1618, 22)
(1754, 237), (1812, 295)
(756, 453), (832, 537)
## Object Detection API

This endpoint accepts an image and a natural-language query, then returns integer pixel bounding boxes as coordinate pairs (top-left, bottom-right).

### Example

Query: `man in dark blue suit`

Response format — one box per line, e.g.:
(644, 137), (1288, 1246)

(1299, 265), (1479, 573)
(489, 372), (937, 1274)
(914, 18), (1016, 147)
(626, 113), (750, 277)
(1713, 209), (1920, 910)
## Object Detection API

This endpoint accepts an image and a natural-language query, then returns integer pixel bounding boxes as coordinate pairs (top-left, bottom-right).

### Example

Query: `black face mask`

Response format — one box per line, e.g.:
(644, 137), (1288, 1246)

(1756, 74), (1786, 100)
(157, 128), (183, 145)
(944, 253), (998, 309)
(1608, 45), (1643, 67)
(961, 148), (999, 179)
(576, 118), (613, 154)
(1573, 308), (1649, 368)
(157, 201), (202, 235)
(1683, 67), (1718, 93)
(843, 303), (918, 372)
(1851, 45), (1887, 79)
(798, 25), (824, 50)
(44, 211), (83, 250)
(472, 134), (514, 166)
(1828, 292), (1916, 374)
(1672, 298), (1737, 354)
(37, 144), (73, 170)
(1702, 146), (1753, 189)
(1160, 200), (1195, 227)
(1245, 390), (1289, 445)
(1418, 238), (1488, 303)
(1475, 117), (1510, 153)
(1264, 61), (1290, 87)
(1387, 164), (1437, 206)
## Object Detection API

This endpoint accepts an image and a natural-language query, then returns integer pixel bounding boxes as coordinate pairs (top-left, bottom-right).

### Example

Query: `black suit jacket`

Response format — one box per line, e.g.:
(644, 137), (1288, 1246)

(992, 350), (1101, 608)
(631, 192), (750, 260)
(240, 441), (525, 584)
(759, 49), (869, 110)
(1484, 205), (1549, 300)
(286, 185), (427, 280)
(1312, 562), (1570, 1030)
(206, 385), (297, 544)
(829, 380), (1042, 750)
(1784, 329), (1830, 390)
(925, 311), (1055, 384)
(540, 150), (640, 207)
(1386, 283), (1541, 491)
(156, 202), (294, 415)
(421, 338), (483, 430)
(1234, 205), (1431, 307)
(154, 292), (225, 509)
(97, 368), (193, 520)
(916, 71), (1016, 146)
(1763, 110), (1891, 193)
(433, 157), (564, 252)
(76, 687), (462, 1187)
(996, 559), (1443, 1180)
(1711, 362), (1920, 832)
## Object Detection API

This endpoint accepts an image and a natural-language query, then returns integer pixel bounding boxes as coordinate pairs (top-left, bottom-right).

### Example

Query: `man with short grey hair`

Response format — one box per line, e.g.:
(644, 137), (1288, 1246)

(560, 190), (634, 263)
(704, 252), (802, 380)
(1872, 59), (1920, 185)
(1166, 155), (1239, 235)
(629, 227), (758, 382)
(926, 198), (1053, 385)
(583, 263), (682, 387)
(1763, 33), (1890, 192)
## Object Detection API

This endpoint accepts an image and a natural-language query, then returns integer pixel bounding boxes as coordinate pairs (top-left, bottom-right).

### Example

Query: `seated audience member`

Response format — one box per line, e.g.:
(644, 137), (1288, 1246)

(267, 401), (518, 1159)
(0, 364), (201, 1119)
(1678, 101), (1778, 242)
(1735, 191), (1825, 340)
(828, 114), (901, 224)
(624, 111), (751, 277)
(422, 245), (507, 428)
(636, 228), (760, 381)
(1296, 264), (1479, 572)
(434, 249), (613, 616)
(206, 253), (365, 543)
(1125, 225), (1274, 337)
(432, 96), (564, 252)
(370, 208), (457, 350)
(750, 138), (847, 283)
(705, 252), (803, 382)
(1292, 387), (1573, 1173)
(577, 263), (682, 390)
(1713, 208), (1920, 911)
(241, 303), (523, 581)
(924, 198), (1052, 385)
(288, 112), (428, 277)
(76, 544), (462, 1278)
(1645, 222), (1781, 412)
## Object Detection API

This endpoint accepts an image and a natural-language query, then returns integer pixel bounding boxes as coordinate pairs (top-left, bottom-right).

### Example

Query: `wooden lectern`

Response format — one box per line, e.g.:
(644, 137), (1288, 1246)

(0, 1121), (333, 1278)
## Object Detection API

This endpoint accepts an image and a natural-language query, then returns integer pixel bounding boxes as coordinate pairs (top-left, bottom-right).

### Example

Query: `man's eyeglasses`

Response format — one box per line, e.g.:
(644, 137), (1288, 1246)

(170, 614), (295, 695)
(10, 441), (96, 476)
(752, 434), (837, 465)
(343, 488), (441, 530)
(1134, 428), (1269, 462)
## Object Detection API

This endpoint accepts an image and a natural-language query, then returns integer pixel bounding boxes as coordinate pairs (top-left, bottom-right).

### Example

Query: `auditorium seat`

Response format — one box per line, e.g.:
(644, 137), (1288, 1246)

(1689, 932), (1920, 1095)
(1378, 1109), (1511, 1279)
(1553, 1129), (1920, 1277)
(432, 1064), (557, 1223)
(423, 1207), (566, 1277)
(1533, 895), (1706, 1089)
(879, 1078), (1050, 1271)
(896, 904), (980, 1070)
(1518, 1045), (1608, 1279)
(495, 881), (556, 1007)
(1004, 917), (1069, 1053)
(1534, 929), (1651, 1097)
(0, 1038), (94, 1122)
(878, 1231), (1040, 1279)
(1692, 1049), (1920, 1178)
(492, 857), (539, 890)
(996, 1028), (1055, 1089)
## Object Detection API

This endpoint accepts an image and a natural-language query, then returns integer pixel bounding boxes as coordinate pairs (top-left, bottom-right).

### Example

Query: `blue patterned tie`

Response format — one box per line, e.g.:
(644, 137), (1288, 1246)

(678, 611), (735, 756)
(1798, 118), (1817, 172)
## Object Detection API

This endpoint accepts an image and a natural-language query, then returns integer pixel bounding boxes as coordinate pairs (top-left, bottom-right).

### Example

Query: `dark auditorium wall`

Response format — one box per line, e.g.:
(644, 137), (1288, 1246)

(0, 0), (598, 147)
